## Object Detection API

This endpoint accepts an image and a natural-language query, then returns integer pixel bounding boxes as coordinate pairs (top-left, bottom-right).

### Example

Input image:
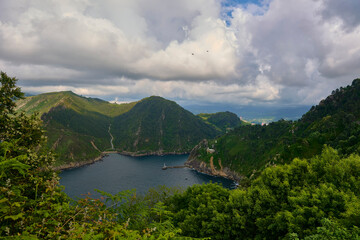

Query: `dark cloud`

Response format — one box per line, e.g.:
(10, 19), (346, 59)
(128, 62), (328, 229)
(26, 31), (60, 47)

(0, 0), (359, 106)
(321, 0), (360, 31)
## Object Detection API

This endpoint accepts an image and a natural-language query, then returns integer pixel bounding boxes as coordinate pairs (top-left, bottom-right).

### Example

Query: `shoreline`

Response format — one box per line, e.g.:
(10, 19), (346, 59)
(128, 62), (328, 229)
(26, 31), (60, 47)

(185, 139), (244, 183)
(52, 154), (106, 171)
(54, 150), (241, 185)
(119, 150), (190, 157)
(185, 159), (243, 183)
(53, 151), (190, 171)
(189, 167), (239, 185)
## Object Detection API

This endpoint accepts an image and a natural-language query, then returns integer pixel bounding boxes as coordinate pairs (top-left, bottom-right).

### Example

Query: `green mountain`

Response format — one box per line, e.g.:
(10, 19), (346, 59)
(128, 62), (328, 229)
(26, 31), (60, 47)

(16, 91), (135, 117)
(16, 91), (136, 166)
(197, 111), (248, 132)
(112, 96), (218, 155)
(4, 71), (360, 240)
(16, 93), (219, 165)
(188, 78), (360, 178)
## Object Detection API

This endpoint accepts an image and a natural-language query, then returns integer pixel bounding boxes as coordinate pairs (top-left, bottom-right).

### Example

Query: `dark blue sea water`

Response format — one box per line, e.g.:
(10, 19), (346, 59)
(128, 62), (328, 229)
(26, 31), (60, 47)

(59, 154), (235, 199)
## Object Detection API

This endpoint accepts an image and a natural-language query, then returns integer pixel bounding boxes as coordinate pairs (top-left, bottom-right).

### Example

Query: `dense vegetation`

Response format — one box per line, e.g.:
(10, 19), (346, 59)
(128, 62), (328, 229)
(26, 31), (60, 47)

(111, 96), (218, 154)
(191, 79), (360, 177)
(41, 106), (111, 165)
(170, 148), (360, 239)
(197, 111), (247, 133)
(2, 72), (360, 239)
(1, 72), (184, 239)
(16, 93), (220, 165)
(16, 91), (137, 166)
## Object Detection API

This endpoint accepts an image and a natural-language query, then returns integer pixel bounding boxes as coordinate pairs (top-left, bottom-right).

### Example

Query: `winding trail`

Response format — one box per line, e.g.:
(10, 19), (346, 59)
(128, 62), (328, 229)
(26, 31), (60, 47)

(108, 123), (114, 150)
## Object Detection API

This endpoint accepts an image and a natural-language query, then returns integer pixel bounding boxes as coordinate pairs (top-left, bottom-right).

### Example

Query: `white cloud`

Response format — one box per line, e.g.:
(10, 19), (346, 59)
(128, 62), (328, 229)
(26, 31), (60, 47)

(0, 0), (359, 106)
(0, 0), (236, 81)
(20, 76), (281, 105)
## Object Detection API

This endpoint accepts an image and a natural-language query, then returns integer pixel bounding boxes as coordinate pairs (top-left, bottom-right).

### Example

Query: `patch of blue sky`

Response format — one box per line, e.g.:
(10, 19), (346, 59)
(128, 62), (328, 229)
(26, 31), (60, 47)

(222, 0), (263, 8)
(221, 0), (271, 26)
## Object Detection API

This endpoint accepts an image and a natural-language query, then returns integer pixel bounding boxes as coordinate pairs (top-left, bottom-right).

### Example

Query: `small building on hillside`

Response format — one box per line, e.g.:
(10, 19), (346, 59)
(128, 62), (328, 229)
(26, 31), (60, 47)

(207, 148), (215, 154)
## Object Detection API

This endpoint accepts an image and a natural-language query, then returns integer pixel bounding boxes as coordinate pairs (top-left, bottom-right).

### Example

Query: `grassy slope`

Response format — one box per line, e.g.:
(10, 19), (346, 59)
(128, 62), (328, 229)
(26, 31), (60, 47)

(16, 91), (136, 165)
(16, 91), (136, 117)
(112, 96), (218, 154)
(16, 92), (221, 164)
(192, 79), (360, 177)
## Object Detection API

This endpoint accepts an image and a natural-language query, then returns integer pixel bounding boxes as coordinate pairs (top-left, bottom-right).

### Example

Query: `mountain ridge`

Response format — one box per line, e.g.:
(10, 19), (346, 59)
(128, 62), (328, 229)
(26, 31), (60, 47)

(16, 91), (136, 117)
(16, 92), (227, 166)
(187, 78), (360, 179)
(112, 96), (219, 155)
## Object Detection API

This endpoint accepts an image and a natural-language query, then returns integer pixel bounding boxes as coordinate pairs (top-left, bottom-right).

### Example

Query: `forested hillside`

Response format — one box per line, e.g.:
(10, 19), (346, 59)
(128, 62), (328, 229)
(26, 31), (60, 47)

(16, 92), (221, 165)
(2, 72), (360, 239)
(189, 78), (360, 177)
(16, 91), (136, 166)
(197, 111), (248, 132)
(112, 96), (218, 155)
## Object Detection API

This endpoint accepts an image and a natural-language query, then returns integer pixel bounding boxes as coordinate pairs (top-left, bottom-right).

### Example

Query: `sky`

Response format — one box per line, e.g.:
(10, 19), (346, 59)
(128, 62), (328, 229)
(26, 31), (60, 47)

(0, 0), (359, 106)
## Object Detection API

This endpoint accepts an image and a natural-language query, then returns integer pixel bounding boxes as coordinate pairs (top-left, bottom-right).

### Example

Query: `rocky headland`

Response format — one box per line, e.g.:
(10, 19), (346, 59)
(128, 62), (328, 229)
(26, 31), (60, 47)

(185, 139), (243, 182)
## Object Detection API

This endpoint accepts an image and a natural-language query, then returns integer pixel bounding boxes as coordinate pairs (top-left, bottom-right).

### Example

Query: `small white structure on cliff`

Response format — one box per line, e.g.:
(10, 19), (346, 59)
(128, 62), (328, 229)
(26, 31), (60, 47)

(207, 148), (215, 154)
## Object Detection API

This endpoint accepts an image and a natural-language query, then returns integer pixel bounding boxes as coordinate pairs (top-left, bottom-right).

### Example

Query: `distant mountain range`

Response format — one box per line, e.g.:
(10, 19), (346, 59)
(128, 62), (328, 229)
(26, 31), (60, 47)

(197, 111), (249, 132)
(16, 92), (245, 166)
(187, 78), (360, 179)
(183, 103), (311, 123)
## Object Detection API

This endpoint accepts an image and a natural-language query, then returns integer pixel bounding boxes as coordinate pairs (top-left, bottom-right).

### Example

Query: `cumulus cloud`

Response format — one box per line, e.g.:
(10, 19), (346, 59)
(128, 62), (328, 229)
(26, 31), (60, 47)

(0, 0), (359, 106)
(20, 76), (280, 105)
(0, 0), (237, 81)
(320, 0), (360, 31)
(228, 0), (360, 103)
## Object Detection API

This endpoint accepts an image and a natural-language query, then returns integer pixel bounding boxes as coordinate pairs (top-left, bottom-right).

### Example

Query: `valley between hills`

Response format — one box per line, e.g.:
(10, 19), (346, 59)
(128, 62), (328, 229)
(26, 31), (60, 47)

(15, 91), (245, 170)
(3, 71), (360, 239)
(15, 78), (360, 182)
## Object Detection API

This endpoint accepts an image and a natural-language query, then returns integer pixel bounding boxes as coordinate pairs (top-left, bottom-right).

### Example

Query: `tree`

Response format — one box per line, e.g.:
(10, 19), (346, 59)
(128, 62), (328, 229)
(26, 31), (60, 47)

(0, 71), (69, 237)
(0, 71), (182, 239)
(167, 147), (360, 239)
(0, 72), (43, 149)
(0, 71), (23, 115)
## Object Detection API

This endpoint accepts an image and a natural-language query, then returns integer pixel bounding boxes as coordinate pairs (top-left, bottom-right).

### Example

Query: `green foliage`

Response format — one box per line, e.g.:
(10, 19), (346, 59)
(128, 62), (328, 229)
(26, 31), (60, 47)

(168, 183), (231, 239)
(41, 106), (111, 165)
(168, 147), (360, 239)
(193, 119), (293, 176)
(15, 90), (136, 118)
(0, 74), (70, 237)
(15, 91), (136, 165)
(1, 72), (184, 239)
(301, 218), (360, 240)
(197, 111), (247, 133)
(16, 92), (220, 165)
(0, 71), (23, 115)
(193, 78), (360, 177)
(112, 96), (218, 154)
(4, 72), (360, 239)
(1, 72), (45, 150)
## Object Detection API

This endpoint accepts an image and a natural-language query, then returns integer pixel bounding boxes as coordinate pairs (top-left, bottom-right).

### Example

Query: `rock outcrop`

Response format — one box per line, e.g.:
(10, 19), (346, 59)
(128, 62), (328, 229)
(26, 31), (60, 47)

(186, 139), (243, 182)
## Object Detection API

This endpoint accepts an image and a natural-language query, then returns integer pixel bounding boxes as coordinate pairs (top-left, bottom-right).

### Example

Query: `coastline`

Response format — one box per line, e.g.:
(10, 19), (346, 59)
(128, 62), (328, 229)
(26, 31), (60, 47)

(54, 148), (241, 185)
(52, 154), (106, 171)
(53, 150), (190, 171)
(185, 158), (243, 183)
(119, 150), (189, 157)
(185, 139), (244, 183)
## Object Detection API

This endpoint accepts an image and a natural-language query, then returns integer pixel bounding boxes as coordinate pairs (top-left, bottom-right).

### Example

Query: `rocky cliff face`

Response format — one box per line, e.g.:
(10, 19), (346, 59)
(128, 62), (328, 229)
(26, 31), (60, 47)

(186, 139), (243, 182)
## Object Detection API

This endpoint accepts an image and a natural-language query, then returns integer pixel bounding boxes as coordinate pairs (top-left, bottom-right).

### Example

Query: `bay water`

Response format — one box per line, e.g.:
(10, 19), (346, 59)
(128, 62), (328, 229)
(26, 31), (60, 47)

(60, 153), (235, 199)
